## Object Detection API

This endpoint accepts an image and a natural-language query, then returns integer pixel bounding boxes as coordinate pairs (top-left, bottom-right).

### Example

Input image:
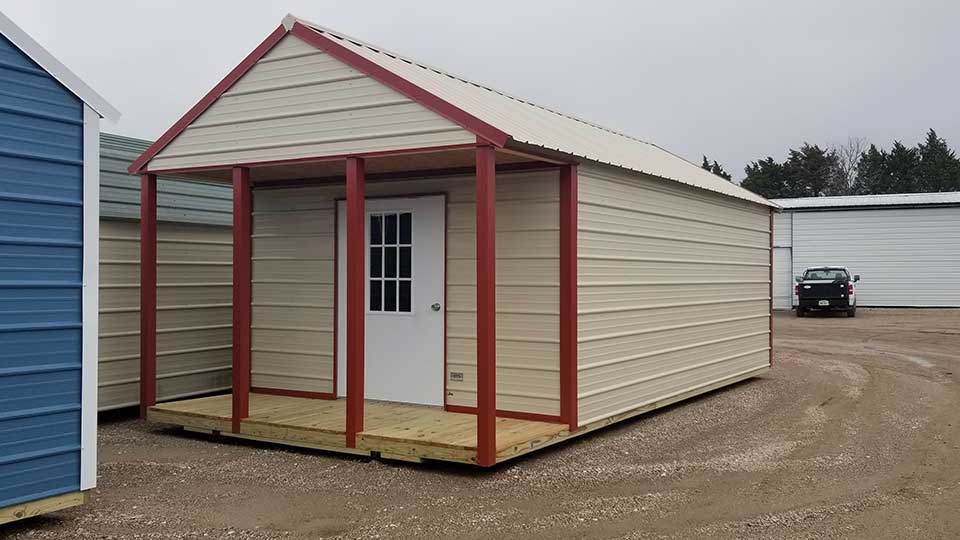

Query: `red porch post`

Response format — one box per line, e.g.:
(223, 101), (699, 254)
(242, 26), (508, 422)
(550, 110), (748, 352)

(345, 157), (366, 448)
(139, 174), (157, 419)
(231, 167), (252, 433)
(559, 164), (578, 432)
(475, 145), (497, 466)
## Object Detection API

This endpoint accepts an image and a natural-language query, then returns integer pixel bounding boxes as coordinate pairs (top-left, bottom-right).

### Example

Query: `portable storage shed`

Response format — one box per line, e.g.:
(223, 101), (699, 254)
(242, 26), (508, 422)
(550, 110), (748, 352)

(772, 192), (960, 308)
(98, 133), (233, 410)
(0, 12), (118, 524)
(138, 15), (774, 466)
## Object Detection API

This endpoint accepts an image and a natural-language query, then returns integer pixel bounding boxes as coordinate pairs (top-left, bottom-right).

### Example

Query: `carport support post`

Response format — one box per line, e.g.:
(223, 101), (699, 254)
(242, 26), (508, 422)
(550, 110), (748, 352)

(475, 145), (497, 466)
(139, 174), (157, 419)
(231, 167), (252, 433)
(345, 157), (366, 448)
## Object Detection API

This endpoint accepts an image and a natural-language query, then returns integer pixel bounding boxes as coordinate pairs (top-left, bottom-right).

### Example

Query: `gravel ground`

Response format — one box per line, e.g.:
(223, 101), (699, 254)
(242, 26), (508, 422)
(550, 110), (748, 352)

(3, 308), (959, 539)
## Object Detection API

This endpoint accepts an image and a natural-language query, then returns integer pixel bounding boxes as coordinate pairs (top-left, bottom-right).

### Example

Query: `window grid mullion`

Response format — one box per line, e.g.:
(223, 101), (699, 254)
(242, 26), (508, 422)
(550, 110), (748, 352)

(367, 211), (413, 313)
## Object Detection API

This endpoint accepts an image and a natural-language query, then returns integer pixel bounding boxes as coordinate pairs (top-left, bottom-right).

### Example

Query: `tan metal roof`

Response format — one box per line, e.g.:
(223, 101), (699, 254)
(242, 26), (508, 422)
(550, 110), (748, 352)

(286, 15), (771, 207)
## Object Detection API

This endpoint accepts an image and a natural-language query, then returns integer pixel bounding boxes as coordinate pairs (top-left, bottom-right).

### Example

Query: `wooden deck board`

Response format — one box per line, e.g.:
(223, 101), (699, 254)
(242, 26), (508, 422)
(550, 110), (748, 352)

(147, 368), (769, 466)
(148, 393), (566, 465)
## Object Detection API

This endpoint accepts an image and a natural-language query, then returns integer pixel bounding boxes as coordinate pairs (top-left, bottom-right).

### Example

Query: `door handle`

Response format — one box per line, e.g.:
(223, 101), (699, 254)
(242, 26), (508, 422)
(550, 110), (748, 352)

(431, 303), (441, 311)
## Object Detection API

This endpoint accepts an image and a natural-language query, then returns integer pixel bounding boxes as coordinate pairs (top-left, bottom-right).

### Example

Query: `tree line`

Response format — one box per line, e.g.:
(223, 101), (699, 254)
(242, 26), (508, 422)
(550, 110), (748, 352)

(701, 129), (960, 199)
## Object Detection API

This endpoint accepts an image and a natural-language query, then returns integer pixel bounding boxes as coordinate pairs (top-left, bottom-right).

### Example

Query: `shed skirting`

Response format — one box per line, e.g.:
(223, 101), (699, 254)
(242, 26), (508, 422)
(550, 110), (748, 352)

(0, 491), (86, 526)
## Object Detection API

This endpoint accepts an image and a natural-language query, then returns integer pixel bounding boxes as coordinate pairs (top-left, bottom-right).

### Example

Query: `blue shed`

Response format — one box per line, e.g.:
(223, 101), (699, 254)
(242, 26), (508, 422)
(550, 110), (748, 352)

(0, 11), (118, 525)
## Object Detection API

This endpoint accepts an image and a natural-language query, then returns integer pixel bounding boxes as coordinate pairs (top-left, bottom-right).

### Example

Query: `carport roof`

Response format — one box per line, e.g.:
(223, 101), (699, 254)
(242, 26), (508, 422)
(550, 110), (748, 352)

(772, 192), (960, 210)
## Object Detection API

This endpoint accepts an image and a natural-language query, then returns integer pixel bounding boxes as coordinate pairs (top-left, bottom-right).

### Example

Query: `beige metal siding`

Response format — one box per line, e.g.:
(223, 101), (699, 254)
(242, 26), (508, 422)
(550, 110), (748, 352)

(577, 164), (771, 426)
(446, 172), (560, 416)
(250, 169), (560, 415)
(149, 35), (475, 171)
(98, 219), (233, 410)
(251, 187), (335, 393)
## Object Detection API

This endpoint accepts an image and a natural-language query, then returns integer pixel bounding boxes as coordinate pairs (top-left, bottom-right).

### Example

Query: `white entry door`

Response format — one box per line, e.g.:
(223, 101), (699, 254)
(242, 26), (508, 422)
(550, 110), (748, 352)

(336, 195), (445, 405)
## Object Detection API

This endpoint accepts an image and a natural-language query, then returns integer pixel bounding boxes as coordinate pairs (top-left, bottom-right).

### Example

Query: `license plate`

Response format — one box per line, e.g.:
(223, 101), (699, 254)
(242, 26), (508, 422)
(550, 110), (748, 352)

(818, 300), (830, 306)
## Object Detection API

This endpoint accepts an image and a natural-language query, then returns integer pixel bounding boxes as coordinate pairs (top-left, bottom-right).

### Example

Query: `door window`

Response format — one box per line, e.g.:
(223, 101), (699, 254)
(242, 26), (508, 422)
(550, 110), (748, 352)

(369, 211), (412, 313)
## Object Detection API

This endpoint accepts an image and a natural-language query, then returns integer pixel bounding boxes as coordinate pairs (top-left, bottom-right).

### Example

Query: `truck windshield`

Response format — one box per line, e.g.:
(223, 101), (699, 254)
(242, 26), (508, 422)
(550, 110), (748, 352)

(804, 269), (848, 280)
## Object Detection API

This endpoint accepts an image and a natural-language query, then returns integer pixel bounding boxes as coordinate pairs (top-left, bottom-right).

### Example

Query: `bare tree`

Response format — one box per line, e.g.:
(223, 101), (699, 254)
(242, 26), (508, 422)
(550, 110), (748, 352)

(830, 137), (868, 195)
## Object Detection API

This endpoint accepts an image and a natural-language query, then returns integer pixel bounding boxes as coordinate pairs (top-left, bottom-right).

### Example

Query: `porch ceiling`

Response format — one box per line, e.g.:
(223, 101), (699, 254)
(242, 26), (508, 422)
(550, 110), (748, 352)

(155, 147), (545, 185)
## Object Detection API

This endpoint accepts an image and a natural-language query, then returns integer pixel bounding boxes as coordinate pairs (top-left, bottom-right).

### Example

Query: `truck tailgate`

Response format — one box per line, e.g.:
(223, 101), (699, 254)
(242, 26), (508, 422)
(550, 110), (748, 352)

(801, 281), (846, 298)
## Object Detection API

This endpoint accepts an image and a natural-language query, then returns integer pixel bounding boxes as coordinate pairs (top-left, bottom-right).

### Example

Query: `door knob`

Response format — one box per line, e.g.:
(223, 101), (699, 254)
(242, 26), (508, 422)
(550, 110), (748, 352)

(431, 302), (441, 311)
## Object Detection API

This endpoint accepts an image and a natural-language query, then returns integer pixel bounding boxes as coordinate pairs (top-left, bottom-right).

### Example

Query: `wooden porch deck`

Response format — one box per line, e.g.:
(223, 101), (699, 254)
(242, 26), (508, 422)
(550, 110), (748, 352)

(148, 393), (570, 465)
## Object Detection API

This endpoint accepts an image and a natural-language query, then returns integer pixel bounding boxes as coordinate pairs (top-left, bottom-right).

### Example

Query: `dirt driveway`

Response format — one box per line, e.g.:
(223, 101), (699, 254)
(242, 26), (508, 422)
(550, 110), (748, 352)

(4, 308), (959, 539)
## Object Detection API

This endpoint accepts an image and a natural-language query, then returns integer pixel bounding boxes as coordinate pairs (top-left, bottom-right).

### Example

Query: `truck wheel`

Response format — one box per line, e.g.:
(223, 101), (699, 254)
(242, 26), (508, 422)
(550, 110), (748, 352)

(847, 308), (856, 318)
(796, 308), (805, 317)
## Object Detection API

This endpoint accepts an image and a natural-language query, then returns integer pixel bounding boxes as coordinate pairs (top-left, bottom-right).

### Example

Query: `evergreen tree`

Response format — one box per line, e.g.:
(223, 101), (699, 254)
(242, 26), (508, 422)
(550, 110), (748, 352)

(886, 141), (921, 193)
(741, 129), (960, 198)
(701, 155), (733, 181)
(741, 157), (787, 198)
(782, 144), (844, 197)
(852, 144), (888, 195)
(916, 129), (960, 192)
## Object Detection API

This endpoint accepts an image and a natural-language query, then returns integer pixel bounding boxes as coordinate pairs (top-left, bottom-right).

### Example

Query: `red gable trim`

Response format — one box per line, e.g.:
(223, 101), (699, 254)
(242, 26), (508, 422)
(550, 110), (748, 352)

(290, 22), (509, 148)
(127, 25), (288, 174)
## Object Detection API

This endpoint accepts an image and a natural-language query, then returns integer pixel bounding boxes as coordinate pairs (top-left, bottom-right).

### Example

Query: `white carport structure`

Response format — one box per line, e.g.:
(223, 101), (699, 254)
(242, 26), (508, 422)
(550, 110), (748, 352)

(772, 192), (960, 308)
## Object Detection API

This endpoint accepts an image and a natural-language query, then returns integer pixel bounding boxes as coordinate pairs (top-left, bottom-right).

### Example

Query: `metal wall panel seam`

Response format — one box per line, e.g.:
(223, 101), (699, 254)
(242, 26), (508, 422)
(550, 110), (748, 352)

(579, 297), (771, 314)
(579, 347), (771, 399)
(577, 364), (769, 426)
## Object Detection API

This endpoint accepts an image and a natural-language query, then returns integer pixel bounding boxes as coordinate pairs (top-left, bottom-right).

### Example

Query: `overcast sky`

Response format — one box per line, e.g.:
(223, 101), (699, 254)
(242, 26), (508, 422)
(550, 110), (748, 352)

(3, 0), (957, 179)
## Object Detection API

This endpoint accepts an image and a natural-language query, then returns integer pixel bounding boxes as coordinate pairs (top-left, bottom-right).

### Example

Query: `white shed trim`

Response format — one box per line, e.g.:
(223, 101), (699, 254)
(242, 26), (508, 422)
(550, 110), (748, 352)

(80, 104), (100, 490)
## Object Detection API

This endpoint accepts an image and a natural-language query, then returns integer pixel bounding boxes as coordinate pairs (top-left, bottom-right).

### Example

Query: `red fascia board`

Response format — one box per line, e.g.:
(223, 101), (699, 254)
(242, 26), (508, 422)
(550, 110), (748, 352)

(141, 142), (481, 176)
(290, 22), (509, 148)
(253, 161), (559, 189)
(127, 25), (288, 174)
